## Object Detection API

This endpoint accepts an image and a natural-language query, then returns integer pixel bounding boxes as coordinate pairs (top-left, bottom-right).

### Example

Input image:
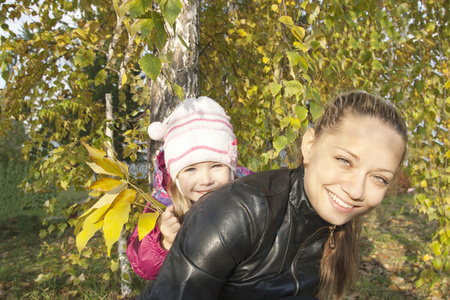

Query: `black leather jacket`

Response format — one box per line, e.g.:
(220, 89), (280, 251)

(142, 166), (336, 300)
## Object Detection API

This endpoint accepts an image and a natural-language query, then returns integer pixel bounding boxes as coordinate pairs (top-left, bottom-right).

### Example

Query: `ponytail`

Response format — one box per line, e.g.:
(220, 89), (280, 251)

(318, 217), (362, 299)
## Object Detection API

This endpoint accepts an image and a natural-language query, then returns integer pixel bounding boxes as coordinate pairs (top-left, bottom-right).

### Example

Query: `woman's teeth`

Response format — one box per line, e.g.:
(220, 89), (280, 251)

(328, 191), (353, 209)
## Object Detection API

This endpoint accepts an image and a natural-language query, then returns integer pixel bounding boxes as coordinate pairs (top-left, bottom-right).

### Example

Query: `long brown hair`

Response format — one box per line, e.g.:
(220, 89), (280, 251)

(314, 91), (408, 299)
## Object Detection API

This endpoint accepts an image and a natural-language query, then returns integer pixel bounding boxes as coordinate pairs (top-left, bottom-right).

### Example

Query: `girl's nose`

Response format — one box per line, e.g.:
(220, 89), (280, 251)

(198, 171), (214, 185)
(341, 173), (365, 201)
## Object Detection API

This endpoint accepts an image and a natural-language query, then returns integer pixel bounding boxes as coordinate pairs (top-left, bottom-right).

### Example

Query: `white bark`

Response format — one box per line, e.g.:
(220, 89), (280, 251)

(147, 0), (200, 184)
(104, 5), (134, 293)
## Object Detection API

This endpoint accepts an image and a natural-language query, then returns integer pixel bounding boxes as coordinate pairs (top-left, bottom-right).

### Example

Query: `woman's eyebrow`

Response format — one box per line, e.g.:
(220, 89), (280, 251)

(335, 147), (359, 160)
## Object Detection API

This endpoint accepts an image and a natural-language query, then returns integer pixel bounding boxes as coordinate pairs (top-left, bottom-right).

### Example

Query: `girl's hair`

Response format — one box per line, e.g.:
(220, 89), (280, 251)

(314, 90), (408, 299)
(167, 179), (191, 222)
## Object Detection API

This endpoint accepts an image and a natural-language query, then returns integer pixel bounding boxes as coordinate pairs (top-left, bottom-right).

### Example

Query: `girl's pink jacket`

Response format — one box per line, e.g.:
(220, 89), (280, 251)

(126, 150), (252, 280)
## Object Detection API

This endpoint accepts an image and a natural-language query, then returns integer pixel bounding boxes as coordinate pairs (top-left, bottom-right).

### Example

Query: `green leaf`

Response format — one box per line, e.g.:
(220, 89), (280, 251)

(287, 51), (300, 67)
(280, 116), (290, 130)
(138, 212), (159, 240)
(415, 80), (425, 94)
(295, 106), (308, 122)
(177, 34), (190, 52)
(273, 136), (288, 154)
(140, 19), (154, 40)
(279, 16), (294, 27)
(161, 0), (182, 27)
(129, 0), (145, 19)
(298, 56), (308, 73)
(309, 101), (323, 121)
(285, 80), (302, 98)
(94, 69), (107, 86)
(286, 127), (296, 144)
(173, 83), (183, 100)
(269, 83), (281, 96)
(152, 11), (168, 50)
(139, 54), (162, 82)
(361, 49), (372, 64)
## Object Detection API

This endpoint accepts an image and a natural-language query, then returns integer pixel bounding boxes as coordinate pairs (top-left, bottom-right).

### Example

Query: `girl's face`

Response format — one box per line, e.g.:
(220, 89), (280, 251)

(302, 115), (405, 226)
(176, 162), (232, 201)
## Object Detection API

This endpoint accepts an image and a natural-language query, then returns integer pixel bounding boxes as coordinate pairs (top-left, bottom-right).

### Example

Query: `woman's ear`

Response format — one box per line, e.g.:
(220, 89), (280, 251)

(301, 128), (316, 165)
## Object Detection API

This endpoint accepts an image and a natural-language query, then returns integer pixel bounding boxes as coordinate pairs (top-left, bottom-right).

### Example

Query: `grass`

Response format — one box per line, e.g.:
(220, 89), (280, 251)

(0, 208), (147, 299)
(0, 193), (447, 299)
(352, 194), (448, 300)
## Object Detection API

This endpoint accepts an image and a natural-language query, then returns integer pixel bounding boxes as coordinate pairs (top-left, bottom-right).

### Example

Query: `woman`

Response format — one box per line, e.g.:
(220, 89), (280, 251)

(139, 91), (408, 300)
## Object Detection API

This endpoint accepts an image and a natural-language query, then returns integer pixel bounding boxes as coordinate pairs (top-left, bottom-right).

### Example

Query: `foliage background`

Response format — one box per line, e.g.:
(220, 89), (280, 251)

(0, 0), (448, 298)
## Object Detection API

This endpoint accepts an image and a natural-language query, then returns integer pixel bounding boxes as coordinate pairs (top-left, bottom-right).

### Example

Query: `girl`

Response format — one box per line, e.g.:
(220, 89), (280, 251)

(140, 91), (408, 300)
(126, 96), (252, 280)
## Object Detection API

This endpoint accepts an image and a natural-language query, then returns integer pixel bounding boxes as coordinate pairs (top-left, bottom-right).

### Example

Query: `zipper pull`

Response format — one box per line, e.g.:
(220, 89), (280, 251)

(329, 225), (336, 249)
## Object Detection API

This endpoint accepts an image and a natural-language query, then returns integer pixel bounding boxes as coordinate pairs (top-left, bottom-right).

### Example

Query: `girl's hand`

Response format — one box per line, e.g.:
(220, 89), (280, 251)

(157, 205), (181, 250)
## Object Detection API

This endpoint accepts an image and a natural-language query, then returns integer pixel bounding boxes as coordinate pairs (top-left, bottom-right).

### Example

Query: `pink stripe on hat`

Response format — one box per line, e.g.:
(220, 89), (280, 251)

(164, 117), (234, 141)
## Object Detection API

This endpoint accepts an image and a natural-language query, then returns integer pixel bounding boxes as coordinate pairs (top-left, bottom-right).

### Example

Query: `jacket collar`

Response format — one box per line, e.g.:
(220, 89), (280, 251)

(289, 166), (335, 229)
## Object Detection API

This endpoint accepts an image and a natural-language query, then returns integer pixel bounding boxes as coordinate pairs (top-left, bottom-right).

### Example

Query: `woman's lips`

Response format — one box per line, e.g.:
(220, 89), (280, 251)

(328, 191), (353, 209)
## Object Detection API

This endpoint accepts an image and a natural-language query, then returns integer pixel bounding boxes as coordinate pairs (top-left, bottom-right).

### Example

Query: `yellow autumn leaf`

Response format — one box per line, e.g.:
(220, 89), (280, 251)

(138, 212), (159, 241)
(86, 162), (118, 176)
(110, 189), (138, 207)
(83, 143), (124, 178)
(99, 157), (124, 178)
(110, 259), (119, 272)
(291, 25), (305, 41)
(103, 202), (131, 257)
(89, 178), (124, 192)
(115, 159), (129, 178)
(83, 142), (106, 164)
(76, 219), (104, 254)
(92, 182), (127, 209)
(84, 204), (111, 226)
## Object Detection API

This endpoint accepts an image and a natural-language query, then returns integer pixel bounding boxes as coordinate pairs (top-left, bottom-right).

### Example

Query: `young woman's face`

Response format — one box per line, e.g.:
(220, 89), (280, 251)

(302, 115), (405, 226)
(176, 162), (232, 201)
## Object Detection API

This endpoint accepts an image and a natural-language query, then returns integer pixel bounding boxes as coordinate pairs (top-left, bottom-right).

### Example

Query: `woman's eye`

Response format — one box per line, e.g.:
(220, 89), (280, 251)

(337, 157), (351, 167)
(374, 175), (389, 185)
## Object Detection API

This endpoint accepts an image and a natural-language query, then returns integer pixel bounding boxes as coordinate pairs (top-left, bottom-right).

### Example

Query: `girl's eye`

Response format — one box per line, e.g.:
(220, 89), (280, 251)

(337, 157), (351, 167)
(374, 175), (389, 185)
(184, 167), (196, 173)
(212, 163), (225, 169)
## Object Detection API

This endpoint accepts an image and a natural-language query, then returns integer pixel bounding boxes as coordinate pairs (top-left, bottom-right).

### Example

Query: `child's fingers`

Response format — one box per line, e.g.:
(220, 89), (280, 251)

(160, 205), (175, 220)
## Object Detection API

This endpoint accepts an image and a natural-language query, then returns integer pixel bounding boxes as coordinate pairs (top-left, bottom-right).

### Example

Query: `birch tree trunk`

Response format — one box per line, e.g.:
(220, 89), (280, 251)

(104, 3), (139, 295)
(147, 0), (200, 183)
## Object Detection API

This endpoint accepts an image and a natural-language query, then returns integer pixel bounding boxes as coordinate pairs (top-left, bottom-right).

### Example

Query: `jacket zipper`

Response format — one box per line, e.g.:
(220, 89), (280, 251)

(290, 225), (333, 295)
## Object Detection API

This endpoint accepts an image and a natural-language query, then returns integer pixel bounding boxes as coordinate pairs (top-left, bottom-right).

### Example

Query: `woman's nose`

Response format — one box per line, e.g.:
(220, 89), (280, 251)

(341, 173), (365, 201)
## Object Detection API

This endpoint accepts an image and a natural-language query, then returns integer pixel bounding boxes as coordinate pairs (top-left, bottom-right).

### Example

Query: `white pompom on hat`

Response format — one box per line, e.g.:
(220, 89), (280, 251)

(148, 96), (238, 180)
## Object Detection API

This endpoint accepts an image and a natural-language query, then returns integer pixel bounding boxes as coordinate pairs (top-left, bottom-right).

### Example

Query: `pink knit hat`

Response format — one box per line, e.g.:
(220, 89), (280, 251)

(148, 96), (238, 180)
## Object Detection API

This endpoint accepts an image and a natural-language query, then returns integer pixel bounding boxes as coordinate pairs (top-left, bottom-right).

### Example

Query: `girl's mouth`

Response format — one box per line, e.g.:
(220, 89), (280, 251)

(197, 190), (211, 195)
(328, 191), (353, 209)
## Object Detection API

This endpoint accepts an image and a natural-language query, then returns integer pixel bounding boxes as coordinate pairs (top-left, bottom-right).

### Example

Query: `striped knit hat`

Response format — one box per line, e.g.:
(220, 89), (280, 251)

(148, 96), (238, 180)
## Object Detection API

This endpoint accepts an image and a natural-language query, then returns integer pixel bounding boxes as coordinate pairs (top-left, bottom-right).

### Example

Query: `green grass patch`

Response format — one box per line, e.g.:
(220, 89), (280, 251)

(352, 194), (448, 299)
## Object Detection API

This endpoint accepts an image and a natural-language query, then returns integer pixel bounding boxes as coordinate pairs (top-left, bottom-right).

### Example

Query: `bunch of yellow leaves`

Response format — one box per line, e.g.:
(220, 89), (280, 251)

(74, 143), (165, 257)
